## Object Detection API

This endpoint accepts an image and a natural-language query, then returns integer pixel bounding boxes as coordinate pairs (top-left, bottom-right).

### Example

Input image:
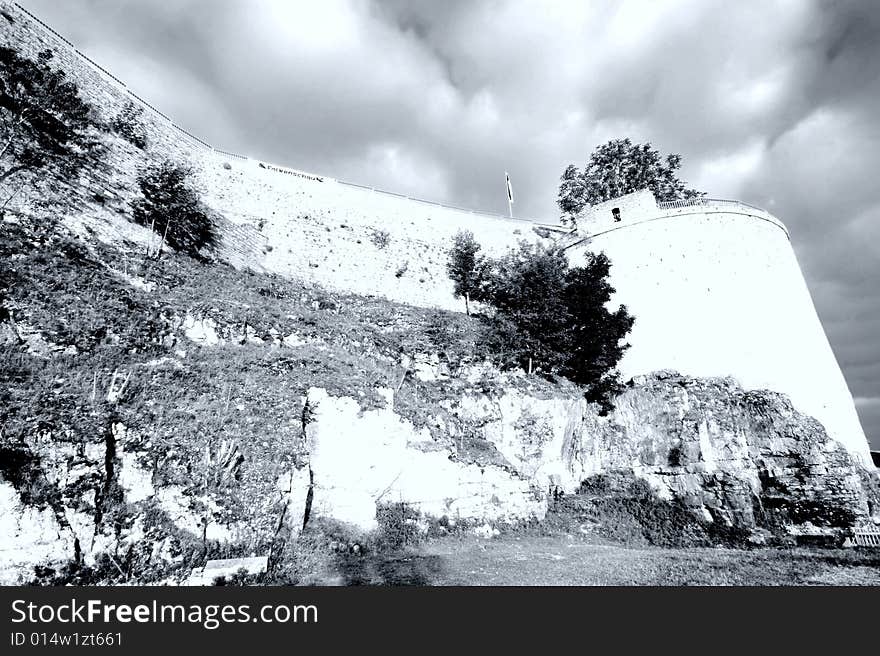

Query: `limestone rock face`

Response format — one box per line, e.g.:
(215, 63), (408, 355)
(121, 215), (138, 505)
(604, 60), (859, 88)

(301, 387), (544, 531)
(0, 482), (70, 585)
(449, 372), (873, 530)
(287, 373), (875, 533)
(1, 371), (875, 581)
(576, 373), (872, 528)
(0, 420), (227, 582)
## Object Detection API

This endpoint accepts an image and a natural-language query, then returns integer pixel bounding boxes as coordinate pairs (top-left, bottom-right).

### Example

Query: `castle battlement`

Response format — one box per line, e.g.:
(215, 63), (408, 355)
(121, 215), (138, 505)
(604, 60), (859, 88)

(573, 189), (789, 241)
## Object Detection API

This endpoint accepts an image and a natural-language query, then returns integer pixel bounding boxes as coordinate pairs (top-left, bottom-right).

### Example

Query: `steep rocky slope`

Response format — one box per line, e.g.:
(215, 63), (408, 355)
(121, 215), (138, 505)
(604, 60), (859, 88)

(1, 2), (878, 585)
(2, 215), (878, 584)
(298, 371), (875, 533)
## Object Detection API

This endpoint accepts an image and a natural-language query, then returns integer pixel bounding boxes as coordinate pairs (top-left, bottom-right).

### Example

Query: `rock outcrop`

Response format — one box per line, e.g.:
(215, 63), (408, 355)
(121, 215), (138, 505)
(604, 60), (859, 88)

(288, 371), (876, 535)
(2, 370), (876, 582)
(591, 372), (871, 528)
(295, 387), (544, 532)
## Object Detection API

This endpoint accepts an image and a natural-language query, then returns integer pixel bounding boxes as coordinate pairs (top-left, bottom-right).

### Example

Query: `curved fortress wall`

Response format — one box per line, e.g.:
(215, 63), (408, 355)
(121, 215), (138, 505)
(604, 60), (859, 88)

(566, 191), (871, 463)
(3, 3), (870, 462)
(192, 152), (560, 309)
(1, 2), (561, 310)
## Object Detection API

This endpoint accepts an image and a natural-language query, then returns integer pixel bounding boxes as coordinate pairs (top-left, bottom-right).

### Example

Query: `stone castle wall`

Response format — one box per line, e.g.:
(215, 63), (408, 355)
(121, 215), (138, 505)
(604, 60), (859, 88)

(1, 2), (871, 463)
(565, 193), (871, 463)
(192, 152), (558, 308)
(1, 1), (561, 309)
(1, 3), (208, 162)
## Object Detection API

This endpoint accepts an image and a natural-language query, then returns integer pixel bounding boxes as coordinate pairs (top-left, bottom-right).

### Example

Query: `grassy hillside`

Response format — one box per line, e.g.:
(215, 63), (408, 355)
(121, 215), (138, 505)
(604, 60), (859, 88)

(0, 210), (571, 583)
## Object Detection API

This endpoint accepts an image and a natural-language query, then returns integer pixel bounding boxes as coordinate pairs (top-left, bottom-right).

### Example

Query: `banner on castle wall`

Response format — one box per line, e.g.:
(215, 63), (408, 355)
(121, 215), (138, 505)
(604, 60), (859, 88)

(257, 161), (329, 183)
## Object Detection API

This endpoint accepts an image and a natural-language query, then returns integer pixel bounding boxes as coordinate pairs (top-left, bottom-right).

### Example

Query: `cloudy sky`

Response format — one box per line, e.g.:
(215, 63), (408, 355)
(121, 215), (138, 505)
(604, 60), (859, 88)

(19, 0), (880, 449)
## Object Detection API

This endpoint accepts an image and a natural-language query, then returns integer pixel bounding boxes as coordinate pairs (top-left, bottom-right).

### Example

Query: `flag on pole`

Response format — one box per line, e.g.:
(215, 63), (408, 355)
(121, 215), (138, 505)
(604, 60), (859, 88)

(506, 172), (514, 204)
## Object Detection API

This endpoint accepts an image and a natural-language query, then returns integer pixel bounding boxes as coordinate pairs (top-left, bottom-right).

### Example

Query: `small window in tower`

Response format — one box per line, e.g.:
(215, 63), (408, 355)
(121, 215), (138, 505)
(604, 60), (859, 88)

(612, 208), (621, 222)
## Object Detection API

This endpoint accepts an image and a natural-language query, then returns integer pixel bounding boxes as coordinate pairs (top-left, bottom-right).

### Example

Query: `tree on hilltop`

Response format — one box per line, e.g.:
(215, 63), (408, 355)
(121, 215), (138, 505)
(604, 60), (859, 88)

(557, 164), (590, 219)
(0, 47), (102, 199)
(557, 138), (703, 225)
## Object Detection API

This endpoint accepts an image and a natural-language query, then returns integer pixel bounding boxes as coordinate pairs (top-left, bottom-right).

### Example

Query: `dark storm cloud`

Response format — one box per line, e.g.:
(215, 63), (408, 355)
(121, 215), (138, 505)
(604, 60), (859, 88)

(18, 0), (880, 448)
(731, 1), (880, 452)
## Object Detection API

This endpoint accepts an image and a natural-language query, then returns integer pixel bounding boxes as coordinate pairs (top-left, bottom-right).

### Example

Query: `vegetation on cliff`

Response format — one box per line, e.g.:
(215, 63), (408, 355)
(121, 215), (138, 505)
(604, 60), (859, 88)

(0, 210), (565, 583)
(132, 160), (218, 259)
(0, 46), (103, 202)
(447, 233), (634, 412)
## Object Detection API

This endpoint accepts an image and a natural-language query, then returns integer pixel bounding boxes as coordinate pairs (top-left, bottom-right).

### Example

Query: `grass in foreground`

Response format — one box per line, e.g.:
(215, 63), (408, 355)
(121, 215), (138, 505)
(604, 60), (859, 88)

(331, 534), (880, 586)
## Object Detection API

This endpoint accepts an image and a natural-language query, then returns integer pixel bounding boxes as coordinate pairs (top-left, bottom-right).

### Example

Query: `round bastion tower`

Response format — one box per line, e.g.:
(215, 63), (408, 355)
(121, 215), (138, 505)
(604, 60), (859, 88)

(563, 189), (872, 464)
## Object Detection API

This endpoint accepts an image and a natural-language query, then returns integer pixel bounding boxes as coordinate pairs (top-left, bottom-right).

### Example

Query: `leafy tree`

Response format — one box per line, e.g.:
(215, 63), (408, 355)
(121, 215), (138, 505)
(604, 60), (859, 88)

(557, 164), (589, 220)
(558, 138), (703, 224)
(111, 101), (147, 150)
(446, 229), (490, 315)
(0, 47), (101, 194)
(451, 237), (635, 413)
(559, 253), (635, 408)
(483, 242), (572, 371)
(131, 160), (218, 259)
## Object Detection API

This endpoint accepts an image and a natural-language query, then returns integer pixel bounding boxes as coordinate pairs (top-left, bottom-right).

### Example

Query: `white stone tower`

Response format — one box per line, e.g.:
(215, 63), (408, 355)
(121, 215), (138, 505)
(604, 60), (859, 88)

(564, 189), (872, 464)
